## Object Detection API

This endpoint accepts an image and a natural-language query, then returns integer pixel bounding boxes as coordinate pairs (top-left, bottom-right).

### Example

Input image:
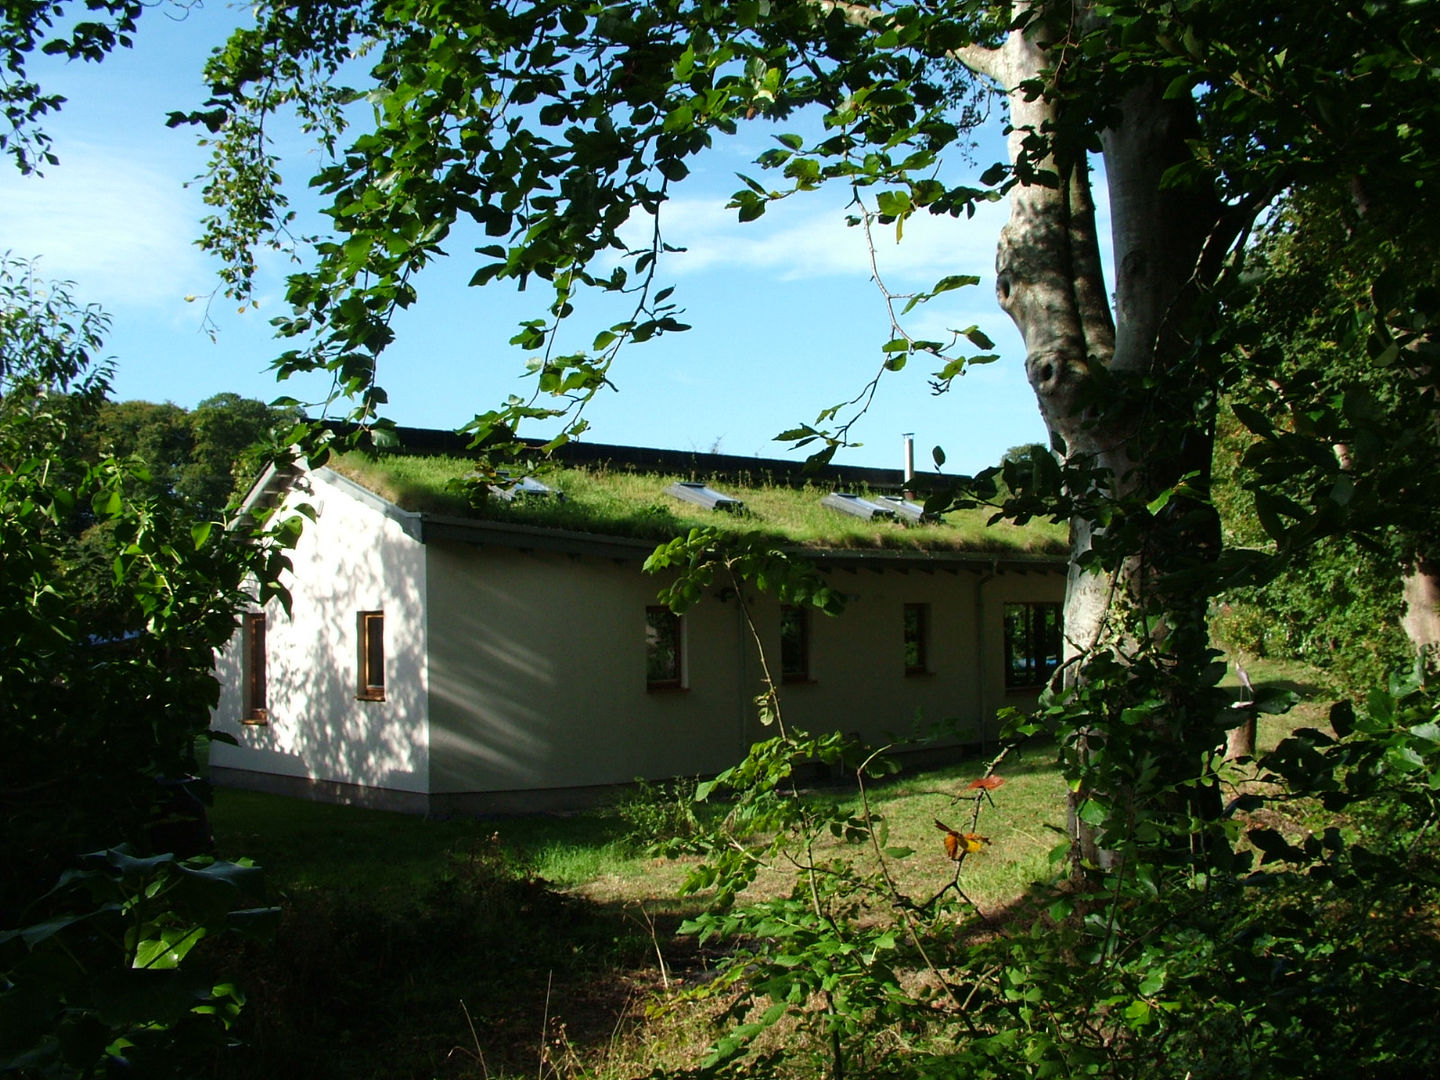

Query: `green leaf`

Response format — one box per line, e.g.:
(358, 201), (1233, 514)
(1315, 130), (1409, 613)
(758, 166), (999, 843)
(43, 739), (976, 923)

(934, 275), (981, 295)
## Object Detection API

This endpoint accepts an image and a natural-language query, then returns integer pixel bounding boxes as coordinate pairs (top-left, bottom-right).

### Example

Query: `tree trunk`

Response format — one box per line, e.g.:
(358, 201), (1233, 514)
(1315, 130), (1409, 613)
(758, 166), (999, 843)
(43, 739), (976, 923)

(1402, 559), (1440, 671)
(970, 4), (1226, 869)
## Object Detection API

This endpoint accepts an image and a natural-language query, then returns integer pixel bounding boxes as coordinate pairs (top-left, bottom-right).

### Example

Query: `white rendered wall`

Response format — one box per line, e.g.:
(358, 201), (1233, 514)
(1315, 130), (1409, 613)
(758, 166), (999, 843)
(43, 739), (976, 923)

(211, 469), (430, 794)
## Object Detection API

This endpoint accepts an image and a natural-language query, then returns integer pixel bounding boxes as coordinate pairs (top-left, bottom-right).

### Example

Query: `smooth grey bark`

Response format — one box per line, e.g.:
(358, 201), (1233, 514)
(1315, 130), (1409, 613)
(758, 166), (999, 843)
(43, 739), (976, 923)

(1402, 561), (1440, 669)
(961, 2), (1226, 866)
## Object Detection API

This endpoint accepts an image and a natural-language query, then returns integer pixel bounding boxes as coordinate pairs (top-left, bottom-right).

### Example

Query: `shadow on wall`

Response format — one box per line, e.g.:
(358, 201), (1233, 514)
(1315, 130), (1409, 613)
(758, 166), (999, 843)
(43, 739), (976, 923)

(224, 481), (431, 795)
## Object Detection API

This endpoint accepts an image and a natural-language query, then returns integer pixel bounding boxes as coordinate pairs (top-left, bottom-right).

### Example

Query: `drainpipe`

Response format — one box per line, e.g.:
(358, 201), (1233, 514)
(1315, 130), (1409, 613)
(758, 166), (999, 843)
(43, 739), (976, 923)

(974, 558), (999, 757)
(733, 589), (752, 761)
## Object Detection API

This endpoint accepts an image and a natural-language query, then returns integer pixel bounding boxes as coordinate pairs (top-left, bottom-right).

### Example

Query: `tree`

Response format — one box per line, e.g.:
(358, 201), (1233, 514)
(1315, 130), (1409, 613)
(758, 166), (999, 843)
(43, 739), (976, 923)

(6, 5), (1440, 1075)
(1210, 185), (1440, 694)
(155, 0), (1440, 866)
(0, 258), (303, 1076)
(0, 257), (295, 916)
(90, 394), (297, 516)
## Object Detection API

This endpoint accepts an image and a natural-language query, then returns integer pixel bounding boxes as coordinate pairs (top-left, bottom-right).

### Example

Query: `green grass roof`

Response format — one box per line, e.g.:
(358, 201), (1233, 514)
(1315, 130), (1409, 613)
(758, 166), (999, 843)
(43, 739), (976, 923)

(326, 451), (1068, 556)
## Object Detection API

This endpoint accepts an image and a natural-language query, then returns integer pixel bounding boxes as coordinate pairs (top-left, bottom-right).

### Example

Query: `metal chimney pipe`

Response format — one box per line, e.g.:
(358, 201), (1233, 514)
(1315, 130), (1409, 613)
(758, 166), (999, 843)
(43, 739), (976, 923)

(902, 432), (915, 485)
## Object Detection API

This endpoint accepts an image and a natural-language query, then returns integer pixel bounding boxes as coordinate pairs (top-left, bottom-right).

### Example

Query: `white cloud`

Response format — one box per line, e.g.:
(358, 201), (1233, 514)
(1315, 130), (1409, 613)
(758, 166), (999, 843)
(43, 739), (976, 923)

(631, 191), (1009, 286)
(0, 142), (210, 310)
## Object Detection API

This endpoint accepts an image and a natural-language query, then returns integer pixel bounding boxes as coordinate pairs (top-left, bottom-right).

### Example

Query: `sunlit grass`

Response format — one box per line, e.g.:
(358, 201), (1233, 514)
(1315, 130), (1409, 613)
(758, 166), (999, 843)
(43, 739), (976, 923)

(210, 743), (1067, 916)
(326, 451), (1067, 554)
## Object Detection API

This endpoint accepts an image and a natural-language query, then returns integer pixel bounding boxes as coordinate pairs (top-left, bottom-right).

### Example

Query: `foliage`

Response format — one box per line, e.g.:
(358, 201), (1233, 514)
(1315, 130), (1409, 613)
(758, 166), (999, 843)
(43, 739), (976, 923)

(87, 393), (301, 517)
(614, 777), (705, 855)
(0, 259), (300, 1075)
(0, 846), (271, 1078)
(627, 678), (1440, 1080)
(1208, 186), (1440, 694)
(0, 0), (149, 171)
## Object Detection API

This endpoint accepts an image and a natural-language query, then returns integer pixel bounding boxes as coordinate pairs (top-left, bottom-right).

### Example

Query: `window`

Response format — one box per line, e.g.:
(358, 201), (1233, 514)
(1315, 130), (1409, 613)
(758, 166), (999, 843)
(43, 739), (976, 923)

(903, 603), (929, 675)
(243, 612), (268, 723)
(357, 611), (386, 701)
(1004, 602), (1062, 689)
(780, 605), (811, 683)
(646, 606), (684, 689)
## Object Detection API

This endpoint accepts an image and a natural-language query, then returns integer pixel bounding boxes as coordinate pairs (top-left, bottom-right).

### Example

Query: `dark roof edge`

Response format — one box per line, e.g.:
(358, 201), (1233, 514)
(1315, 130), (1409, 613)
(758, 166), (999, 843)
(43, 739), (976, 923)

(421, 512), (1066, 570)
(319, 421), (967, 492)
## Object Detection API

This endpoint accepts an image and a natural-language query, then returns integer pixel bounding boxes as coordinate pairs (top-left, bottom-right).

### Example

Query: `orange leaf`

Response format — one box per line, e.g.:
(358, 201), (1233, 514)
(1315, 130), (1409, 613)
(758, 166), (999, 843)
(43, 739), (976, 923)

(935, 819), (989, 860)
(966, 776), (1005, 791)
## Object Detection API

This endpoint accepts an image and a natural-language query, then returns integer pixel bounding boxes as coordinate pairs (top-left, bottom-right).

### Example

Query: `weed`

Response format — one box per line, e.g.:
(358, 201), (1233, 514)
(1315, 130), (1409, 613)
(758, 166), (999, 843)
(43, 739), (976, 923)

(614, 777), (704, 854)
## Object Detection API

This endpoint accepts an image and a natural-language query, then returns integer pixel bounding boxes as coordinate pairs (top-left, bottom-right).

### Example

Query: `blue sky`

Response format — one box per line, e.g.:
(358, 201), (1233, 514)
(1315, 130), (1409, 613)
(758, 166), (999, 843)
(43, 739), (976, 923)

(0, 5), (1073, 474)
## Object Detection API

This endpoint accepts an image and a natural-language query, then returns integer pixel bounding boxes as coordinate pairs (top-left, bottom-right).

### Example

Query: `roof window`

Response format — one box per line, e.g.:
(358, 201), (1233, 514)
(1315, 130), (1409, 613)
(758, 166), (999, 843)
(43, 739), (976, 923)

(490, 474), (556, 501)
(875, 495), (941, 524)
(665, 481), (745, 513)
(820, 492), (897, 522)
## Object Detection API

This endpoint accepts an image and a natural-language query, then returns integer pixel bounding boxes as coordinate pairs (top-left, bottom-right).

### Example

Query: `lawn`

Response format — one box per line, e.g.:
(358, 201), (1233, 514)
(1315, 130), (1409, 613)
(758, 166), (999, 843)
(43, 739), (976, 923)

(206, 745), (1069, 1080)
(205, 659), (1326, 1080)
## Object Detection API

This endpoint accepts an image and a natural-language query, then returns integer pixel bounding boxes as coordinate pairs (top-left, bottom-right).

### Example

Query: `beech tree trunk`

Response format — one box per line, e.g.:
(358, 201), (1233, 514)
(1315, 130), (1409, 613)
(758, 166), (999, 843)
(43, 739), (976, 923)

(1402, 560), (1440, 670)
(963, 3), (1226, 868)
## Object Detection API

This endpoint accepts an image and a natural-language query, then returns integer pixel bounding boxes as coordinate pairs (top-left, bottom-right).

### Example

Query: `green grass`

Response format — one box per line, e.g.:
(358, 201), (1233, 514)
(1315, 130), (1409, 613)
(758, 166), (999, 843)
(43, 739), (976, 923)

(326, 452), (1068, 555)
(205, 750), (1066, 1080)
(210, 746), (1065, 913)
(203, 663), (1330, 1080)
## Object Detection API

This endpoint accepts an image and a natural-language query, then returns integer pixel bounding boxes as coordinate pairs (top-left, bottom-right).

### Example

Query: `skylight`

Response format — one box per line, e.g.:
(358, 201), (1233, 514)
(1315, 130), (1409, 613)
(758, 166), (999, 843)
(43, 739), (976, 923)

(875, 495), (941, 525)
(665, 481), (745, 513)
(821, 492), (898, 522)
(490, 475), (556, 501)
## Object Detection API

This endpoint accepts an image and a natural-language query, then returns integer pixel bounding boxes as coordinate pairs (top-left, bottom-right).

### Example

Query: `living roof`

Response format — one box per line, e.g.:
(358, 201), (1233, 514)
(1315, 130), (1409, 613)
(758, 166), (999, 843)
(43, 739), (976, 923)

(326, 450), (1068, 557)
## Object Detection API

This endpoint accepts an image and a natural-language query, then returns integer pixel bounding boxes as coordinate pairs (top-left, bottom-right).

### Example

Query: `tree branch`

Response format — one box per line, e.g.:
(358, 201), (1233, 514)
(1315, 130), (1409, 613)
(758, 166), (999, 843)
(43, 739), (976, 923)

(814, 0), (1006, 82)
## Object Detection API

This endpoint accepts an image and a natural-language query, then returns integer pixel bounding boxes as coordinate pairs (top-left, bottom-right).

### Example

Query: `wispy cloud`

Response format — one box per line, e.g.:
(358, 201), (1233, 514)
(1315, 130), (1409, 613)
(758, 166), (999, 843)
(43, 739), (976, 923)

(0, 142), (210, 310)
(633, 191), (1008, 287)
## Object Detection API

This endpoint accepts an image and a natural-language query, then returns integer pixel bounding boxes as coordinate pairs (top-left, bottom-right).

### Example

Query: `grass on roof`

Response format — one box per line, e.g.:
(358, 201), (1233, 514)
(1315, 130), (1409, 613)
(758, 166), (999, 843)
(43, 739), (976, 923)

(326, 451), (1068, 555)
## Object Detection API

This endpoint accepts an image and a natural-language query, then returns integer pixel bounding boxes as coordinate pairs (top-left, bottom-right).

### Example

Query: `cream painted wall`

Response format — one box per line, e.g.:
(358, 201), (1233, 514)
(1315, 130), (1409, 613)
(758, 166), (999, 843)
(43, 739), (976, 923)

(211, 469), (431, 793)
(425, 542), (755, 793)
(426, 540), (1066, 794)
(745, 565), (1062, 757)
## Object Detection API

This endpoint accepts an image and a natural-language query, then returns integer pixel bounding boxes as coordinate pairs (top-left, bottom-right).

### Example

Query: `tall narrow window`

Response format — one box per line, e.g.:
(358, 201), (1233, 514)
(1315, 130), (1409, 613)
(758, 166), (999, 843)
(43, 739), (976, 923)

(903, 603), (929, 675)
(357, 611), (386, 701)
(1003, 602), (1062, 689)
(243, 612), (268, 723)
(646, 606), (684, 689)
(780, 605), (811, 683)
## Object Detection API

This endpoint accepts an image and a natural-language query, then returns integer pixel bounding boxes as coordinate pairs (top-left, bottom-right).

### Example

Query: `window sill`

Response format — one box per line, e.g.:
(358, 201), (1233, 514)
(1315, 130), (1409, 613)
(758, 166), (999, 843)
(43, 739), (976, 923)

(357, 691), (387, 702)
(647, 683), (688, 693)
(243, 712), (269, 725)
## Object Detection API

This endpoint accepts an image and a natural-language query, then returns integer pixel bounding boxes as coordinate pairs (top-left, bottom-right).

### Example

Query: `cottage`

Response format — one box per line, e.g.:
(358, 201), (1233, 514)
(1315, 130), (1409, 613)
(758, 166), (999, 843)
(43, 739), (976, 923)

(209, 433), (1067, 813)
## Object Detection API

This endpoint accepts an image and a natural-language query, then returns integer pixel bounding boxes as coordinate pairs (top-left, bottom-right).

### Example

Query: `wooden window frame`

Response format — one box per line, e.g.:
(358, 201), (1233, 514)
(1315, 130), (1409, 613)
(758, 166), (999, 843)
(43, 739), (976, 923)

(646, 606), (685, 690)
(357, 610), (386, 701)
(903, 602), (930, 676)
(1003, 601), (1062, 690)
(780, 604), (811, 684)
(243, 612), (268, 723)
